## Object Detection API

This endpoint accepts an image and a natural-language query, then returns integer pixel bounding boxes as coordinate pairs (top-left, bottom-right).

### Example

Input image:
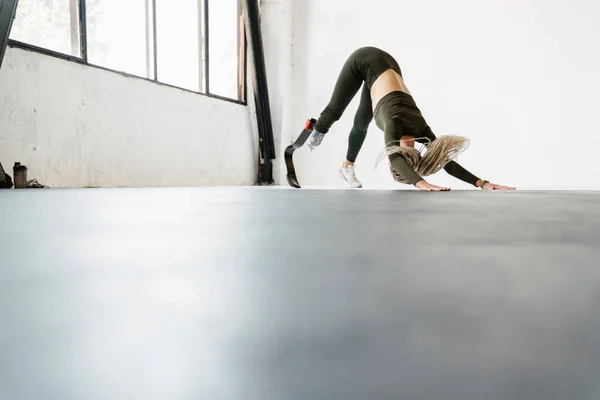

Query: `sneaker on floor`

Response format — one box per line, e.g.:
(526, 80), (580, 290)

(338, 164), (362, 188)
(26, 179), (48, 188)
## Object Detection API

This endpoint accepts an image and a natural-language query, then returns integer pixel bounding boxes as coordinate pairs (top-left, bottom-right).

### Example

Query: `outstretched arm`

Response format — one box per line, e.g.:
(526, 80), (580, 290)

(444, 161), (515, 189)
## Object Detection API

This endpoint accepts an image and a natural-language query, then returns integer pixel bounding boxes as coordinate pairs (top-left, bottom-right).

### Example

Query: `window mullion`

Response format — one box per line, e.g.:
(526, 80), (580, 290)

(145, 0), (157, 80)
(203, 0), (210, 94)
(197, 0), (205, 92)
(153, 0), (158, 80)
(237, 0), (245, 101)
(78, 0), (87, 61)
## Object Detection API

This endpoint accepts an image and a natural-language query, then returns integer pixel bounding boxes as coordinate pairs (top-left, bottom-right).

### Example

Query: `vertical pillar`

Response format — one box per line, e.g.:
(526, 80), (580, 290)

(241, 0), (275, 185)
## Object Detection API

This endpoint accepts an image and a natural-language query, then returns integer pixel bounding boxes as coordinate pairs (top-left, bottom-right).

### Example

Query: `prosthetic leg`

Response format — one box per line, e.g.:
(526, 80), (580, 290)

(284, 118), (316, 188)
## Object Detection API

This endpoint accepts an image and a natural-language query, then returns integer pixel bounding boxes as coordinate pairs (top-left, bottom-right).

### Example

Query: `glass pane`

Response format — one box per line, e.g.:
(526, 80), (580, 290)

(208, 0), (243, 100)
(156, 0), (202, 92)
(10, 0), (81, 57)
(87, 0), (149, 78)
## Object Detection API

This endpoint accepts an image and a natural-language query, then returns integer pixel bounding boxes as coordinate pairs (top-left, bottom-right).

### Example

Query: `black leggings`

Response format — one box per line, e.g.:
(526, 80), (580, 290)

(314, 47), (402, 163)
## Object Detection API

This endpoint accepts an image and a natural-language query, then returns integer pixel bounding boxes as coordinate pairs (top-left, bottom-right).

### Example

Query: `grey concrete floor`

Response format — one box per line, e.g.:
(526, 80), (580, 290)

(1, 187), (600, 400)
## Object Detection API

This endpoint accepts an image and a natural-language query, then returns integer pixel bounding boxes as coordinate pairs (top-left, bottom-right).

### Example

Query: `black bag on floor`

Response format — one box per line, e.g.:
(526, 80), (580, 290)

(0, 161), (13, 188)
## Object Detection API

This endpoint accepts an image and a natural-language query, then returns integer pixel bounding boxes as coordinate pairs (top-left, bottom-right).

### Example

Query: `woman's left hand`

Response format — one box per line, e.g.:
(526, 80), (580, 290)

(483, 182), (516, 191)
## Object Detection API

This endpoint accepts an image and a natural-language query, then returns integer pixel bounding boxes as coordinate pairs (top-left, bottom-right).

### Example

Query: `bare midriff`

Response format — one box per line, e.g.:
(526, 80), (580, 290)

(370, 69), (411, 113)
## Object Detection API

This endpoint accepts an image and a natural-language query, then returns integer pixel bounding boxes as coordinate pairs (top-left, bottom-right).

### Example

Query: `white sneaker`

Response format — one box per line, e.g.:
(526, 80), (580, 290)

(338, 164), (363, 188)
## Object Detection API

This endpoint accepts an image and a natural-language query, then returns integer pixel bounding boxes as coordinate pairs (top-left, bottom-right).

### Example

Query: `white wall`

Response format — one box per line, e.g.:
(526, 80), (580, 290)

(275, 0), (600, 190)
(0, 46), (258, 188)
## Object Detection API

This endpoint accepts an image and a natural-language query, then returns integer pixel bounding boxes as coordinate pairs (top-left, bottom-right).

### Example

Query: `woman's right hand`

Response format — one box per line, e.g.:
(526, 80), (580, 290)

(415, 180), (451, 192)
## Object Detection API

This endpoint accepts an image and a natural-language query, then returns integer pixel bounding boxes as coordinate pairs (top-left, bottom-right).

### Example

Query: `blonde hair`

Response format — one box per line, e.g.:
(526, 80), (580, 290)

(375, 135), (470, 183)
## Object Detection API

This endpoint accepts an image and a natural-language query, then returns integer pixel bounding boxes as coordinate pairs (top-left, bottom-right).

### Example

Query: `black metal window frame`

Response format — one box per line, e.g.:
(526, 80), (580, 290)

(7, 0), (247, 106)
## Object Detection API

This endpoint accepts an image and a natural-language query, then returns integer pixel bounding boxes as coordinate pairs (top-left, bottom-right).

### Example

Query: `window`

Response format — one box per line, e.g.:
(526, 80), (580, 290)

(208, 0), (245, 100)
(10, 0), (81, 57)
(156, 0), (203, 92)
(86, 0), (149, 78)
(9, 0), (246, 102)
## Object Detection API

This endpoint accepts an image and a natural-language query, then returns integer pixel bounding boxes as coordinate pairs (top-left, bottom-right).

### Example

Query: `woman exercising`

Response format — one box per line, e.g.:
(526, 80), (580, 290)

(307, 46), (515, 191)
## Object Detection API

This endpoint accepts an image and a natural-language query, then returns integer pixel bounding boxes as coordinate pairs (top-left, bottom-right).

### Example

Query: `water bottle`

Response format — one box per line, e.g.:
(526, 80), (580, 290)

(13, 162), (28, 189)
